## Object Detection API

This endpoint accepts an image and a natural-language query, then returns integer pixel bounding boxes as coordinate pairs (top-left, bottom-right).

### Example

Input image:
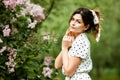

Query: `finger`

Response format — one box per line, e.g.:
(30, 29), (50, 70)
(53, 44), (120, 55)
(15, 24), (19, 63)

(71, 37), (74, 42)
(63, 35), (73, 42)
(63, 36), (68, 41)
(67, 36), (73, 42)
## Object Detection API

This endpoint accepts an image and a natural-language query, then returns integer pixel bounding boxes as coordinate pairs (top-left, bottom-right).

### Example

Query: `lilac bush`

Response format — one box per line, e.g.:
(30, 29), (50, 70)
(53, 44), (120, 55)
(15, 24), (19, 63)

(0, 0), (59, 79)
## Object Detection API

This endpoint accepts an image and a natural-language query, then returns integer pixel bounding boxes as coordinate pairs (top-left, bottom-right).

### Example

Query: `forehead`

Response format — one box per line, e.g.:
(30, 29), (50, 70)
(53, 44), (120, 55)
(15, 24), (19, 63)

(72, 14), (82, 20)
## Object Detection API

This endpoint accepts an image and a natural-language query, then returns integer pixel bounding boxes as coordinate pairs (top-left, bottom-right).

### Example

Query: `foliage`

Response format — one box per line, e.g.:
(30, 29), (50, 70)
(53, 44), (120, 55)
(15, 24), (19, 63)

(37, 0), (120, 79)
(0, 0), (59, 80)
(0, 0), (120, 80)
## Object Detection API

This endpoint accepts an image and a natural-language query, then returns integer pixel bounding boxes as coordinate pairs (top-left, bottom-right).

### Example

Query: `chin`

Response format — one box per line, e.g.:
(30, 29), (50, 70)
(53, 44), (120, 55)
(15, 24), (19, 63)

(70, 29), (74, 32)
(70, 29), (81, 34)
(70, 30), (76, 33)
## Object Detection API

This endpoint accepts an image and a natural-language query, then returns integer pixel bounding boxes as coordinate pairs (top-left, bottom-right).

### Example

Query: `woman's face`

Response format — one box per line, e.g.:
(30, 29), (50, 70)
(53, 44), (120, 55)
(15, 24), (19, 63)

(69, 14), (87, 33)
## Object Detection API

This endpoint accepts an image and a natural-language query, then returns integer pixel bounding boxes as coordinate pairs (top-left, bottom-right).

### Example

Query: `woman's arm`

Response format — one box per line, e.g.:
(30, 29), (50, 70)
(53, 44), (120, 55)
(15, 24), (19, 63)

(61, 35), (82, 77)
(62, 49), (82, 77)
(55, 50), (63, 69)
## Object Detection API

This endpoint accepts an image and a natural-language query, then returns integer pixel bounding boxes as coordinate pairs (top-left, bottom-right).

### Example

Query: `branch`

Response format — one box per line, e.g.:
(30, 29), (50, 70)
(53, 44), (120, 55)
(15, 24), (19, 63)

(45, 0), (55, 19)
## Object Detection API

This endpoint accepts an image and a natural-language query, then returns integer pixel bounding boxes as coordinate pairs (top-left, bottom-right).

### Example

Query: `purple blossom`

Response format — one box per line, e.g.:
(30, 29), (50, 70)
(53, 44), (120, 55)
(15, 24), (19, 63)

(2, 0), (17, 10)
(5, 47), (17, 73)
(42, 67), (53, 78)
(29, 4), (45, 22)
(3, 25), (11, 37)
(28, 20), (37, 29)
(2, 0), (27, 10)
(0, 38), (3, 43)
(16, 0), (26, 5)
(0, 46), (7, 55)
(44, 56), (53, 66)
(20, 3), (45, 22)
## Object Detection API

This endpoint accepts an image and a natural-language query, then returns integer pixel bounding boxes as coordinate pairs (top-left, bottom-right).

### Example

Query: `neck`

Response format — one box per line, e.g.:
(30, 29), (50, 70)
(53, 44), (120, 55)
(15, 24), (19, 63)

(67, 31), (83, 38)
(66, 28), (84, 38)
(73, 31), (85, 37)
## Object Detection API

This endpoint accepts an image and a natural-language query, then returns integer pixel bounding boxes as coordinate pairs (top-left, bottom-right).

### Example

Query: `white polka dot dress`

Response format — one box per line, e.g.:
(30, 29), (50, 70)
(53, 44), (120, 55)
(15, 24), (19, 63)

(62, 33), (92, 80)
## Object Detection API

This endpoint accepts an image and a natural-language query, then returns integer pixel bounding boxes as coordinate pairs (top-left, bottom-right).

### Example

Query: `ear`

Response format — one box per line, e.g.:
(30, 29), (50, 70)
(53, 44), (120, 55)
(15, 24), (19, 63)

(85, 24), (90, 30)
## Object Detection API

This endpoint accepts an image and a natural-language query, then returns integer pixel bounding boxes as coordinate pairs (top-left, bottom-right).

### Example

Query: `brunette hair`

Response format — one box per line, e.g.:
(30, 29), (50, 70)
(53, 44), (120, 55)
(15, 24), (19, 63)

(69, 7), (102, 39)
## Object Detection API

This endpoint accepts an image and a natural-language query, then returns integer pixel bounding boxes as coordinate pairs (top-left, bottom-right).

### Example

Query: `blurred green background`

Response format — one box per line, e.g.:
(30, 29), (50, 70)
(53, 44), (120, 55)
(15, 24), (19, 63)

(31, 0), (120, 80)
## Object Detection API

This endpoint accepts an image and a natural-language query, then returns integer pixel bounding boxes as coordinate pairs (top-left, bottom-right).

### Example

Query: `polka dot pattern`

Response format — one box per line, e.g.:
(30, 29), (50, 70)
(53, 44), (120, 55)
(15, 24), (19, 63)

(63, 33), (92, 80)
(69, 33), (90, 59)
(65, 73), (91, 80)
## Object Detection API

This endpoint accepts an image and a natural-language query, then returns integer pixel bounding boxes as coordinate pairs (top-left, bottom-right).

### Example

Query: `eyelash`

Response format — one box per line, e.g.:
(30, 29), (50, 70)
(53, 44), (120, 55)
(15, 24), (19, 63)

(71, 18), (74, 20)
(71, 18), (80, 23)
(77, 20), (80, 23)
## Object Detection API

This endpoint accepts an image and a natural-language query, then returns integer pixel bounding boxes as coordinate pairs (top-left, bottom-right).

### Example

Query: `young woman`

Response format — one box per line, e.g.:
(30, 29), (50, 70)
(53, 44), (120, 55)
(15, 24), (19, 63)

(55, 7), (102, 80)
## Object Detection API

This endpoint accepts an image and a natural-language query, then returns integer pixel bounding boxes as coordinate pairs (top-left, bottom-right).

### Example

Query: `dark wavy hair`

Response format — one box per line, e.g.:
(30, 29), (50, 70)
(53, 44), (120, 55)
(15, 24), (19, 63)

(69, 7), (101, 38)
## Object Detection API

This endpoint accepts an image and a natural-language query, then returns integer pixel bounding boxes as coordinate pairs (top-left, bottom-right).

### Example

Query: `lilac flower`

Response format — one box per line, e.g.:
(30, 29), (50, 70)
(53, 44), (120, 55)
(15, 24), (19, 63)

(2, 0), (17, 10)
(5, 47), (17, 73)
(44, 56), (53, 66)
(28, 20), (37, 29)
(3, 25), (11, 37)
(0, 46), (7, 55)
(27, 18), (32, 23)
(0, 38), (3, 43)
(5, 61), (16, 73)
(25, 0), (30, 5)
(16, 0), (26, 5)
(42, 67), (53, 78)
(15, 0), (30, 17)
(9, 67), (15, 73)
(19, 1), (45, 22)
(29, 4), (45, 22)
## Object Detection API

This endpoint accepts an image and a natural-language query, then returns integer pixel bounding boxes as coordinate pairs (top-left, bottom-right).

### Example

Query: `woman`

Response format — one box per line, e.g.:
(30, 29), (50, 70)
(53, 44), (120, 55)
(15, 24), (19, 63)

(55, 7), (102, 80)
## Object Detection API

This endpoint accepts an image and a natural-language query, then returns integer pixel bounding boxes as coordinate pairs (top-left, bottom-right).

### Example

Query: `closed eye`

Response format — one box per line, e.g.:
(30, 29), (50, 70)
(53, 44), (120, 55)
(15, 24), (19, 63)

(77, 20), (80, 23)
(71, 18), (74, 21)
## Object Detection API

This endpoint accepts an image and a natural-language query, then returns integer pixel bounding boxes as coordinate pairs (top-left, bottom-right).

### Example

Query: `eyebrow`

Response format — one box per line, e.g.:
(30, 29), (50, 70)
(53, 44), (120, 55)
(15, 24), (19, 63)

(72, 17), (83, 23)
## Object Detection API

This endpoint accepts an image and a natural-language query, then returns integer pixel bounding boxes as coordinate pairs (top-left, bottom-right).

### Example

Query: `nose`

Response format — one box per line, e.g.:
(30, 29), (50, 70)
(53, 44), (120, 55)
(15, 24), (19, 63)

(72, 21), (75, 26)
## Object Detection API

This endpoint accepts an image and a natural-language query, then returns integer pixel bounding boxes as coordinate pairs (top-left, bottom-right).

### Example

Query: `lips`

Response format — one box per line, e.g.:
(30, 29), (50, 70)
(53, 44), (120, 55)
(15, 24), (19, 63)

(71, 26), (75, 29)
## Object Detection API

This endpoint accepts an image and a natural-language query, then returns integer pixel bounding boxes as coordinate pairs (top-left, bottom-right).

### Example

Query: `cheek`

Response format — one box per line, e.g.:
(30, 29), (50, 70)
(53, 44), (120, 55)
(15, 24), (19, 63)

(75, 23), (82, 29)
(70, 21), (73, 26)
(76, 24), (81, 27)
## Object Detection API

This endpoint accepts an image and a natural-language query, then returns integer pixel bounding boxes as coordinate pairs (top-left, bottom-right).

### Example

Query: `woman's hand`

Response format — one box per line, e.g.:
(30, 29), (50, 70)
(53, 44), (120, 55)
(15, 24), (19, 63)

(62, 35), (74, 50)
